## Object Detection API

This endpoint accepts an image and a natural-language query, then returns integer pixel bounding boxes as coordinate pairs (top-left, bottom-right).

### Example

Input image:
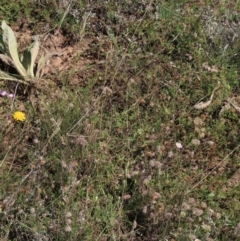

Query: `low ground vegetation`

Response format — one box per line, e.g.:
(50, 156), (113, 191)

(0, 1), (240, 240)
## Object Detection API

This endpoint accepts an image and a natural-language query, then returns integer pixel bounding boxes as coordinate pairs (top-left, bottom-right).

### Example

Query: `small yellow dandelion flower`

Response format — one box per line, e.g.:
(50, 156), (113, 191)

(13, 111), (26, 122)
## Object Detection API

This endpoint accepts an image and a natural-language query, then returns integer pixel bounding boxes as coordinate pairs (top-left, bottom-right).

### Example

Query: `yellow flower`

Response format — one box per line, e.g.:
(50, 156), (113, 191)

(13, 111), (26, 122)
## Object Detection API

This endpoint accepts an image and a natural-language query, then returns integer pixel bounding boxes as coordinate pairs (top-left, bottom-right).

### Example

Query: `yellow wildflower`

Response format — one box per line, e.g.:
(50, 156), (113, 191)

(13, 111), (26, 122)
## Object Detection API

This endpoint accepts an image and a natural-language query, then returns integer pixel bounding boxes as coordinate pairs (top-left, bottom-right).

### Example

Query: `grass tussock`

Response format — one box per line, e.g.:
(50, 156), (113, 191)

(0, 1), (240, 240)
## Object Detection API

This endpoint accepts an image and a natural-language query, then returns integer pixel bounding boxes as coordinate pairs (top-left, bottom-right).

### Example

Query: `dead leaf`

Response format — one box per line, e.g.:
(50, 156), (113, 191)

(194, 83), (220, 110)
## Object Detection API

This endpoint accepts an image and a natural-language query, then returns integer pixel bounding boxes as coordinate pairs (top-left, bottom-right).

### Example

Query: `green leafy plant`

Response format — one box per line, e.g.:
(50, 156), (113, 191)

(0, 20), (43, 84)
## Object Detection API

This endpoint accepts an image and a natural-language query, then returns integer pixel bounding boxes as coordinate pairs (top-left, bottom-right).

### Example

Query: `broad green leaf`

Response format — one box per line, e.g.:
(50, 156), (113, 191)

(0, 21), (7, 52)
(20, 49), (31, 75)
(0, 53), (14, 67)
(0, 36), (6, 53)
(36, 53), (46, 78)
(1, 20), (28, 78)
(29, 37), (40, 77)
(0, 69), (28, 84)
(21, 38), (40, 77)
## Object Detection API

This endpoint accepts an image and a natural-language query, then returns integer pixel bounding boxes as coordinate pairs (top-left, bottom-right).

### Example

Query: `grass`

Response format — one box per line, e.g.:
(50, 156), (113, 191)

(0, 0), (240, 240)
